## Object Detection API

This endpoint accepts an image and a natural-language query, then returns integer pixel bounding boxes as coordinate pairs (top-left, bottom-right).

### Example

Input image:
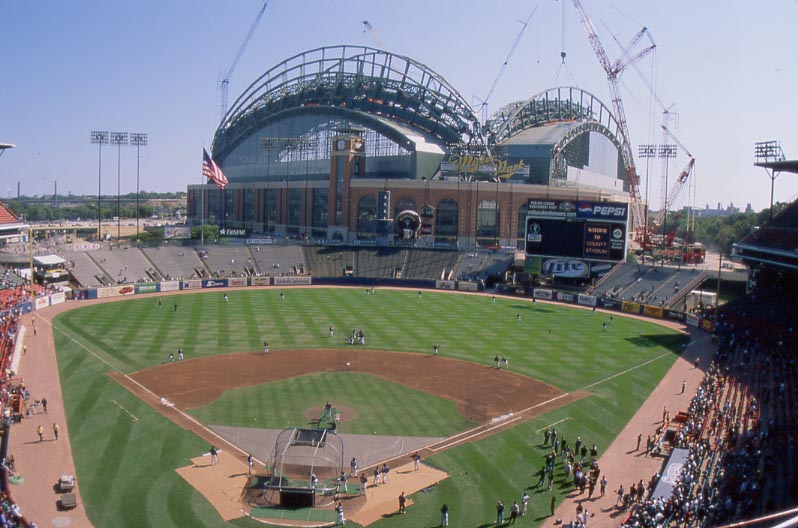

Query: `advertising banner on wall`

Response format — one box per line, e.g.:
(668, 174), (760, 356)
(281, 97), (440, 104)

(557, 292), (575, 303)
(436, 280), (456, 290)
(666, 310), (687, 323)
(247, 238), (274, 245)
(182, 279), (202, 290)
(621, 300), (641, 314)
(49, 291), (66, 306)
(228, 277), (247, 287)
(533, 288), (553, 300)
(273, 276), (312, 286)
(686, 314), (699, 327)
(577, 294), (597, 307)
(643, 305), (664, 319)
(541, 258), (589, 278)
(136, 282), (158, 294)
(160, 281), (181, 292)
(250, 277), (272, 286)
(202, 279), (227, 289)
(71, 242), (101, 251)
(97, 284), (136, 298)
(34, 296), (50, 310)
(457, 281), (479, 292)
(164, 226), (191, 239)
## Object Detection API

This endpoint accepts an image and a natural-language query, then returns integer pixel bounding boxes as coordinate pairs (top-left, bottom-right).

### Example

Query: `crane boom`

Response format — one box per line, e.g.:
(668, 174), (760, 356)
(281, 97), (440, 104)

(362, 20), (385, 49)
(219, 0), (270, 122)
(478, 6), (537, 124)
(570, 0), (655, 237)
(652, 124), (695, 229)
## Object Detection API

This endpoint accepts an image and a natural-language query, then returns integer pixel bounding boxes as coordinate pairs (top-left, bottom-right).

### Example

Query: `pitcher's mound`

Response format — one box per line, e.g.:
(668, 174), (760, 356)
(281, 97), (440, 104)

(304, 405), (358, 423)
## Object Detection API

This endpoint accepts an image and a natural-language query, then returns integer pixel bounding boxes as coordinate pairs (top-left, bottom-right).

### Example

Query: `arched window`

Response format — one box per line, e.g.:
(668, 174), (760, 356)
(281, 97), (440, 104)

(357, 195), (377, 234)
(394, 196), (416, 218)
(435, 198), (458, 237)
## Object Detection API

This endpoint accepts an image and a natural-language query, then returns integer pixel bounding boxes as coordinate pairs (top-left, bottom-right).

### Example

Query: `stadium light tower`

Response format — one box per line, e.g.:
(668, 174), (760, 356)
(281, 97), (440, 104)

(130, 133), (148, 240)
(110, 132), (129, 244)
(754, 140), (787, 221)
(90, 131), (109, 241)
(638, 143), (676, 245)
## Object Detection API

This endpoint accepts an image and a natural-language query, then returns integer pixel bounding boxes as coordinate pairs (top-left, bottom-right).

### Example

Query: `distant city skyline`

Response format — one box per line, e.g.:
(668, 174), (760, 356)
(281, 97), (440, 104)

(1, 1), (796, 212)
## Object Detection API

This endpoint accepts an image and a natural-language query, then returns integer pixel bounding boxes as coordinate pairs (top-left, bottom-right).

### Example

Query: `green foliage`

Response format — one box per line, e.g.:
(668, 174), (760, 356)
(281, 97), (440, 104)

(663, 202), (789, 254)
(6, 193), (181, 222)
(53, 289), (684, 528)
(192, 224), (220, 240)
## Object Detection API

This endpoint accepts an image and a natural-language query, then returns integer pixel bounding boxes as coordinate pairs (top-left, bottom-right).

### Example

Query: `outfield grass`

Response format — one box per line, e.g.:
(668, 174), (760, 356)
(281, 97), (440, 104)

(53, 288), (686, 527)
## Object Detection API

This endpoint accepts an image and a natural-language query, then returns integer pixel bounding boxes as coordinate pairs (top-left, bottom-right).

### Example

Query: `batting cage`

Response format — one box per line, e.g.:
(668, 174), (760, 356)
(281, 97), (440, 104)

(243, 426), (345, 509)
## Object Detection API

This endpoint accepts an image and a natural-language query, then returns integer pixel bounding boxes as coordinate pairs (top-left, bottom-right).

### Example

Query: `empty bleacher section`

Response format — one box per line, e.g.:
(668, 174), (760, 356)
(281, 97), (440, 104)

(452, 250), (514, 282)
(402, 249), (459, 280)
(355, 247), (406, 278)
(141, 246), (205, 281)
(59, 251), (113, 287)
(248, 245), (304, 276)
(91, 247), (156, 284)
(590, 263), (706, 308)
(303, 246), (353, 277)
(201, 246), (261, 278)
(301, 246), (462, 280)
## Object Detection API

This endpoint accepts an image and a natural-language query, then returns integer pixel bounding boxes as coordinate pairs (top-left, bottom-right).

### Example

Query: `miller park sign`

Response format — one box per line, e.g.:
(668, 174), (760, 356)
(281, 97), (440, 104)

(442, 154), (526, 179)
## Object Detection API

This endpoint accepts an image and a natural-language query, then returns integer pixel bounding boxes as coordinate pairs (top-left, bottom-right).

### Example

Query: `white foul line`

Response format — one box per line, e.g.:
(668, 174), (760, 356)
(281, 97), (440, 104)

(110, 399), (139, 422)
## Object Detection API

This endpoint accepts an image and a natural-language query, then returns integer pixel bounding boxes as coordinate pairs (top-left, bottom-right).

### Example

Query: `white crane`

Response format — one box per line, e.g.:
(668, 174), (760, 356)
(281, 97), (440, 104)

(474, 5), (537, 126)
(218, 0), (270, 123)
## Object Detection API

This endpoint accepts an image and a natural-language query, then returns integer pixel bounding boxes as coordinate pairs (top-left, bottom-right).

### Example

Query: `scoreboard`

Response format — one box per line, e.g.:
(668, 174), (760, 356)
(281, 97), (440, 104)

(524, 200), (628, 276)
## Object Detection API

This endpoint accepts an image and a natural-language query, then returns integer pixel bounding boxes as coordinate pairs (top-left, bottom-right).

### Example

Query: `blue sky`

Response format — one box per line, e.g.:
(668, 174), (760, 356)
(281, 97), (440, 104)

(1, 0), (796, 212)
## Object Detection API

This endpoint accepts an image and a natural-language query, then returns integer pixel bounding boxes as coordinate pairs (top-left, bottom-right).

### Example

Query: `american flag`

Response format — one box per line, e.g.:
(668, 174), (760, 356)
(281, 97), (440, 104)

(202, 148), (228, 189)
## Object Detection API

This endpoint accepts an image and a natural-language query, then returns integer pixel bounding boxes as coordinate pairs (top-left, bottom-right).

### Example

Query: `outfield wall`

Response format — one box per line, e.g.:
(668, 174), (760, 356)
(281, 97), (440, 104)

(25, 276), (712, 330)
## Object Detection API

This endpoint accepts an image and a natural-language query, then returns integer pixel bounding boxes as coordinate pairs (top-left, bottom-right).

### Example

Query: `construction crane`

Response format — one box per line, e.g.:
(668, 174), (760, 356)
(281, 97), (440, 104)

(362, 20), (385, 49)
(474, 5), (537, 125)
(219, 0), (270, 123)
(652, 125), (695, 232)
(570, 0), (655, 239)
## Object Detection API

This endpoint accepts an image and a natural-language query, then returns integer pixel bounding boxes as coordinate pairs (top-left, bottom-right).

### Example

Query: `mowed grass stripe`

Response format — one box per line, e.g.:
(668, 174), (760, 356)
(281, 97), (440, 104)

(54, 288), (685, 528)
(190, 371), (473, 437)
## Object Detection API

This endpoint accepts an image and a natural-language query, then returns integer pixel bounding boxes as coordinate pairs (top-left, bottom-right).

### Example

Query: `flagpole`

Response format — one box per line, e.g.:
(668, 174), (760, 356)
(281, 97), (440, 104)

(201, 146), (205, 247)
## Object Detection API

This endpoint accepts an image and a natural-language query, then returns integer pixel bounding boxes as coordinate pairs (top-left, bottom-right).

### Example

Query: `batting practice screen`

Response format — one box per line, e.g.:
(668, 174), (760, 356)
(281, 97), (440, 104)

(524, 200), (628, 262)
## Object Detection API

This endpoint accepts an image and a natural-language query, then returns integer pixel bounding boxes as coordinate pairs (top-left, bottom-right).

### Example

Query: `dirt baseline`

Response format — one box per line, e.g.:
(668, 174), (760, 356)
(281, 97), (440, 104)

(130, 348), (567, 420)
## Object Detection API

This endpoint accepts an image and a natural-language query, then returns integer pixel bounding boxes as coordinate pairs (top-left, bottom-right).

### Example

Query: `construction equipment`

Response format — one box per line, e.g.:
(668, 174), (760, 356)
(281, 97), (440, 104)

(218, 0), (270, 123)
(474, 6), (537, 125)
(570, 0), (656, 239)
(657, 125), (694, 225)
(362, 20), (385, 49)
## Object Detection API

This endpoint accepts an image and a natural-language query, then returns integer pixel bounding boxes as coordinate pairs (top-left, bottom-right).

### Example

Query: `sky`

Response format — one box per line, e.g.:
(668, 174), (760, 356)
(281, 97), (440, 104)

(1, 0), (797, 213)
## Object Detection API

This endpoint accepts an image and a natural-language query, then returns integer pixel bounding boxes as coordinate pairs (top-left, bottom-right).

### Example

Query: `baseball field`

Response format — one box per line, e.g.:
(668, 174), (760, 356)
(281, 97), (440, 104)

(51, 287), (686, 527)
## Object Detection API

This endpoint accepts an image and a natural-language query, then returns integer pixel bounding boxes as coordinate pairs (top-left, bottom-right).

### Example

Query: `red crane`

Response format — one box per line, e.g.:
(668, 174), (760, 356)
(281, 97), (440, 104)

(570, 0), (655, 238)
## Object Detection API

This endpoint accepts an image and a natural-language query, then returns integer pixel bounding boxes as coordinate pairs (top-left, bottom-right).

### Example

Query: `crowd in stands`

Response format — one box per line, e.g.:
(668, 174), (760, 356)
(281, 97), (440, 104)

(619, 277), (797, 528)
(0, 308), (26, 527)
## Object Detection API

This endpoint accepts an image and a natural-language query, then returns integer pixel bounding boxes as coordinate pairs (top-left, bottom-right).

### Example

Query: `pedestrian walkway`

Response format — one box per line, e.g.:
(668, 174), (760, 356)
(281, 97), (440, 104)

(551, 328), (714, 528)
